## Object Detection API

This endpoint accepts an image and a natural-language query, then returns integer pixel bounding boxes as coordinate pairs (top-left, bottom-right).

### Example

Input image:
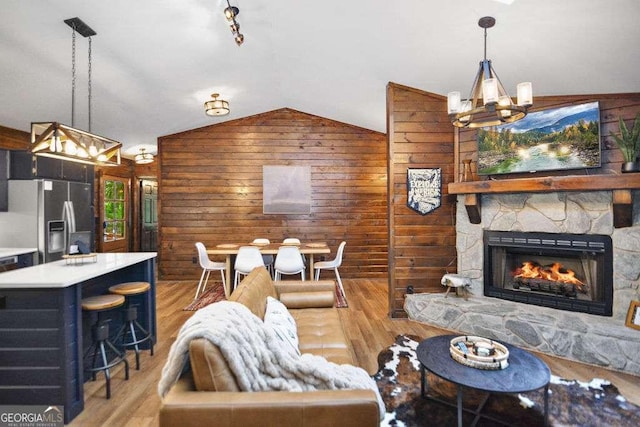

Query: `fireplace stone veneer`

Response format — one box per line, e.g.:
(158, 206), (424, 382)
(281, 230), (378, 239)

(404, 190), (640, 376)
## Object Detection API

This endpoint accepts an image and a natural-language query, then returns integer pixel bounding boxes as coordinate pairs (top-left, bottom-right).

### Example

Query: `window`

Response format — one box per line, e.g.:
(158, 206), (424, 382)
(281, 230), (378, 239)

(104, 178), (127, 242)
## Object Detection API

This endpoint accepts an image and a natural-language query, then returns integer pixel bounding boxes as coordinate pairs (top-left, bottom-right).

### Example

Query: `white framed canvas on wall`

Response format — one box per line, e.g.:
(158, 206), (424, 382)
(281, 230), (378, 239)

(263, 165), (311, 214)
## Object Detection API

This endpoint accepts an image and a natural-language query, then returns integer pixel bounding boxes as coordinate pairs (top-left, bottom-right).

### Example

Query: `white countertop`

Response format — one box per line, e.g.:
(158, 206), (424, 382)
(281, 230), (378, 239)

(0, 248), (38, 259)
(0, 252), (157, 288)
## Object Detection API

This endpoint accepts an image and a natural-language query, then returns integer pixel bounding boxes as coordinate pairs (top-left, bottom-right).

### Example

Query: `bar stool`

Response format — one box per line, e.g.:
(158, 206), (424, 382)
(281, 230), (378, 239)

(108, 281), (154, 370)
(81, 294), (130, 399)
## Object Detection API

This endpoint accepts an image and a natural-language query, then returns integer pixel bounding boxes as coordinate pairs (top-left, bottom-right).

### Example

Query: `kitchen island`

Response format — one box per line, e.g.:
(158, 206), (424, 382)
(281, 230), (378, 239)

(0, 252), (157, 423)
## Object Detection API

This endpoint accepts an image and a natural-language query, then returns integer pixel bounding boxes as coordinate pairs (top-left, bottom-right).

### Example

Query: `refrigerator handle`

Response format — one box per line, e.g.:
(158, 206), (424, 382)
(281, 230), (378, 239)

(68, 201), (77, 233)
(62, 201), (76, 234)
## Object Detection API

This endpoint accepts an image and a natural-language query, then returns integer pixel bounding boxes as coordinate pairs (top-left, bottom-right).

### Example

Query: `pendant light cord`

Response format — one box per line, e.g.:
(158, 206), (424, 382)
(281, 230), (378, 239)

(483, 26), (487, 61)
(71, 25), (76, 127)
(70, 23), (93, 132)
(88, 36), (92, 132)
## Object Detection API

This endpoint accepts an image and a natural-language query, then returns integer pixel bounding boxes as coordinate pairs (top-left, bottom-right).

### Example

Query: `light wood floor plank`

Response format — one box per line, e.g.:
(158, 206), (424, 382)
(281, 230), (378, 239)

(69, 278), (640, 426)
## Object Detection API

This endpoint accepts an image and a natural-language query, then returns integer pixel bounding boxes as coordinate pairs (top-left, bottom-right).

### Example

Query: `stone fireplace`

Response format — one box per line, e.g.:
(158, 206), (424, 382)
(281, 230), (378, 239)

(405, 190), (640, 376)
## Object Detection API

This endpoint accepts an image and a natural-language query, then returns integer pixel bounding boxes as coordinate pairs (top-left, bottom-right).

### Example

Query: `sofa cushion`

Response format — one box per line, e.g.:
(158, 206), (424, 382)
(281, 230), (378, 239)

(290, 307), (355, 365)
(228, 267), (278, 319)
(264, 296), (301, 357)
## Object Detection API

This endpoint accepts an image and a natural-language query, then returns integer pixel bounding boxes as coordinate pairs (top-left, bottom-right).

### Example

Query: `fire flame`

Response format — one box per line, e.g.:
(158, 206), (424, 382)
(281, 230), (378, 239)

(513, 261), (587, 292)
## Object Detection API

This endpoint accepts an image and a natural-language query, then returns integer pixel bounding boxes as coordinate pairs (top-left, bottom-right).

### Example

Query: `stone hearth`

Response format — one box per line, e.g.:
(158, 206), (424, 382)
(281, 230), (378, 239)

(405, 190), (640, 376)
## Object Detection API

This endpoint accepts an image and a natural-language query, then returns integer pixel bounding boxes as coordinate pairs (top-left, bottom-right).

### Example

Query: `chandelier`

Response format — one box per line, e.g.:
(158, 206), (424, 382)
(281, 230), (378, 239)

(204, 93), (230, 116)
(224, 0), (244, 46)
(134, 148), (154, 164)
(447, 16), (533, 129)
(31, 17), (121, 166)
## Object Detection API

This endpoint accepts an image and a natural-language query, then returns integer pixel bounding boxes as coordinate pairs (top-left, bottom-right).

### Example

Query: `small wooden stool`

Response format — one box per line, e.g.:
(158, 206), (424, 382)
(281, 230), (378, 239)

(82, 294), (130, 399)
(109, 281), (154, 370)
(441, 274), (471, 299)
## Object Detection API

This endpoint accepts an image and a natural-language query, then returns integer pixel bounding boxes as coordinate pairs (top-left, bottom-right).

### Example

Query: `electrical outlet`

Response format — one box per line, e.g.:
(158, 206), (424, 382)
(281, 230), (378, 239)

(192, 256), (197, 264)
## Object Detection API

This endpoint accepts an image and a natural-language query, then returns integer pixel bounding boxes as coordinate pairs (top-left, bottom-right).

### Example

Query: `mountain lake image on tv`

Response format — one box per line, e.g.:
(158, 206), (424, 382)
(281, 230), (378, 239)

(477, 101), (601, 175)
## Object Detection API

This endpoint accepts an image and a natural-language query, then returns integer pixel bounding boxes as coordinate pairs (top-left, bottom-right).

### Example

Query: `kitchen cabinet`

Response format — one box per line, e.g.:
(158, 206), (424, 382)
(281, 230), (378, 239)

(9, 150), (94, 183)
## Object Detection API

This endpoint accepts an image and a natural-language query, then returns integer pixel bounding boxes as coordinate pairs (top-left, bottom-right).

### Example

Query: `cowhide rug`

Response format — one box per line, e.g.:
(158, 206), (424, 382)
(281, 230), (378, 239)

(374, 335), (640, 426)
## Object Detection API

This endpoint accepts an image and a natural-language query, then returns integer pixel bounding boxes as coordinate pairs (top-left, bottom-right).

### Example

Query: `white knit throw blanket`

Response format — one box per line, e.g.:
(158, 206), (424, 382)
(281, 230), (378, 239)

(157, 301), (384, 419)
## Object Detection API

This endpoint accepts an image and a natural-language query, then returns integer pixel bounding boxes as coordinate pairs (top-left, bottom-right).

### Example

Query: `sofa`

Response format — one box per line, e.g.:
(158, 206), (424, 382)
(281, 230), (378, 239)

(159, 266), (381, 427)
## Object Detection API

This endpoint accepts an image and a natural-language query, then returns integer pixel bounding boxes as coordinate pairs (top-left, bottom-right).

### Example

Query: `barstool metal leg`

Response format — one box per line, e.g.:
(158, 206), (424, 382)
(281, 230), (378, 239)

(83, 319), (129, 399)
(114, 304), (153, 370)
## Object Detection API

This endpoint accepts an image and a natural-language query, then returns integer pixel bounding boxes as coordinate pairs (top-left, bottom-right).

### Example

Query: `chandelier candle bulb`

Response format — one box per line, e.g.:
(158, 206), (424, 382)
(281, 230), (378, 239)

(447, 91), (461, 114)
(459, 100), (472, 123)
(517, 82), (533, 106)
(498, 96), (512, 117)
(482, 78), (499, 104)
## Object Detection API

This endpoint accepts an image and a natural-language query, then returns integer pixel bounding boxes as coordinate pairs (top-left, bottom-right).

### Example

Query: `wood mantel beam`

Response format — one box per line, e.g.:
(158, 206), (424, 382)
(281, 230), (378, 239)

(449, 174), (640, 195)
(450, 174), (640, 228)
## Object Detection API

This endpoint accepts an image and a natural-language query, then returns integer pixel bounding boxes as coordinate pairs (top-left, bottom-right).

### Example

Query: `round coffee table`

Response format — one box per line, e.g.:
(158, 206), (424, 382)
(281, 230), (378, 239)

(417, 335), (550, 427)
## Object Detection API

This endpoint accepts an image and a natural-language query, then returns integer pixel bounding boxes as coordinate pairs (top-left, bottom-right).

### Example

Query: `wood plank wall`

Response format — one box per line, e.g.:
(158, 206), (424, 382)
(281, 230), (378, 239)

(387, 83), (457, 318)
(157, 108), (388, 281)
(457, 93), (640, 181)
(0, 125), (29, 150)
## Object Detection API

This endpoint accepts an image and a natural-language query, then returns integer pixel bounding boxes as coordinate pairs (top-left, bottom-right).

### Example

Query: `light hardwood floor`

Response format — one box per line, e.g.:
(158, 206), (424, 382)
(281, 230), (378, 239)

(69, 278), (640, 426)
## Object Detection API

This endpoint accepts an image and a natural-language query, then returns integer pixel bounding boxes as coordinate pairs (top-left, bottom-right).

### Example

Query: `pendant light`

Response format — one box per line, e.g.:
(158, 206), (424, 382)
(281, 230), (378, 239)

(30, 17), (122, 166)
(204, 93), (230, 116)
(447, 17), (533, 129)
(134, 148), (154, 164)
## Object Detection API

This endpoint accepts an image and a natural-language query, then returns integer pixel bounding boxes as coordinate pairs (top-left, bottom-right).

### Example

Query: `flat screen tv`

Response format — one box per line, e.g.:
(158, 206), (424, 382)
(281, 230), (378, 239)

(477, 101), (601, 175)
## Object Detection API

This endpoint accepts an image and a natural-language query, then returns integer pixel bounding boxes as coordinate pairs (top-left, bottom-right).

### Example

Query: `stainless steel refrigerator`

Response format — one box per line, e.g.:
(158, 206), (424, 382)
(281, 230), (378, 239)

(5, 179), (94, 263)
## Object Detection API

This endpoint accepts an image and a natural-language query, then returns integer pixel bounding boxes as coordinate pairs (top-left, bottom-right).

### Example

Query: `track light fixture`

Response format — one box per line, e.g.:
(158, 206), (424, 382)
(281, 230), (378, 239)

(224, 0), (244, 46)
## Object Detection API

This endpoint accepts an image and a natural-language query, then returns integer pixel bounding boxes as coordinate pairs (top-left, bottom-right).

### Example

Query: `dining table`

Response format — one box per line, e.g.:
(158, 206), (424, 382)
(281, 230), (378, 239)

(207, 241), (331, 286)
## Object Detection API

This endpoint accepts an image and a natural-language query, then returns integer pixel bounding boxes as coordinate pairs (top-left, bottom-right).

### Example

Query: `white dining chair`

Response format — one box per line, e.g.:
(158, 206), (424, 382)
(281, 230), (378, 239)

(282, 237), (306, 265)
(252, 238), (274, 277)
(314, 241), (346, 297)
(194, 242), (227, 299)
(234, 246), (266, 289)
(282, 238), (301, 245)
(274, 245), (306, 281)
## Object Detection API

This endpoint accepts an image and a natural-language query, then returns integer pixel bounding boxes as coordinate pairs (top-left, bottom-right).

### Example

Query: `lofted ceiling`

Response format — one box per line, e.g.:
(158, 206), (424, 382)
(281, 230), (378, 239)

(1, 0), (639, 160)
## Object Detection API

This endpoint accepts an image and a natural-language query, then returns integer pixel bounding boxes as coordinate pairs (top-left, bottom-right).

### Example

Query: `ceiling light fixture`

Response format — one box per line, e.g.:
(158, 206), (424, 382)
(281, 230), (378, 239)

(224, 0), (244, 46)
(447, 16), (532, 129)
(204, 93), (230, 116)
(31, 17), (121, 166)
(134, 148), (154, 164)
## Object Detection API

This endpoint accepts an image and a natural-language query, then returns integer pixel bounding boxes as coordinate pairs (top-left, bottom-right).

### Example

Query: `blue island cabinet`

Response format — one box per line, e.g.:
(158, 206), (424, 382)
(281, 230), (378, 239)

(0, 253), (156, 423)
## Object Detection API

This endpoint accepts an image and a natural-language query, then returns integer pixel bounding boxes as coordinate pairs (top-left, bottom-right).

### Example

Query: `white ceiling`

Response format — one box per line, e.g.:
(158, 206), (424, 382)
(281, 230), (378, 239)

(1, 0), (639, 159)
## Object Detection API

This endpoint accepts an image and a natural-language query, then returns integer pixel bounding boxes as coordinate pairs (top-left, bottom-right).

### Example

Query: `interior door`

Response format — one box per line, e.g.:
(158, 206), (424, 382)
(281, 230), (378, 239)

(140, 179), (158, 252)
(100, 175), (130, 253)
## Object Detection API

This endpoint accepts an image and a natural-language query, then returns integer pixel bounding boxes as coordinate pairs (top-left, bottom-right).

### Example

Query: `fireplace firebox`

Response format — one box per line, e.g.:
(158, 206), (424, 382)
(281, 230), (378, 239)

(483, 230), (613, 316)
